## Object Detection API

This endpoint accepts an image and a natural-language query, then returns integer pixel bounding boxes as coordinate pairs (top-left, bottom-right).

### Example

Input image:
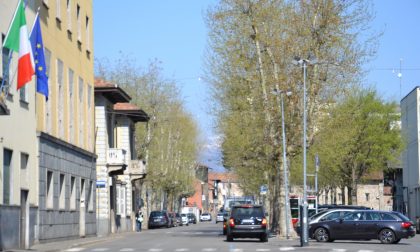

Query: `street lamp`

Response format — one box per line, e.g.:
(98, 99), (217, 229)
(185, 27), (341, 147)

(292, 56), (317, 247)
(273, 88), (292, 239)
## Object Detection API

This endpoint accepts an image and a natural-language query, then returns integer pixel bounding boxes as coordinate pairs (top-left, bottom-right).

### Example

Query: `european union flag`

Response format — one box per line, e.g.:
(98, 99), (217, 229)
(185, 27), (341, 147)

(30, 14), (48, 100)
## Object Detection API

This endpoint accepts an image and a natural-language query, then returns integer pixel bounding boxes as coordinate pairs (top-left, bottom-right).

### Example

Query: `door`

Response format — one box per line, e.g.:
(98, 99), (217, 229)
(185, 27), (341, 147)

(79, 179), (86, 237)
(333, 211), (363, 239)
(20, 190), (29, 249)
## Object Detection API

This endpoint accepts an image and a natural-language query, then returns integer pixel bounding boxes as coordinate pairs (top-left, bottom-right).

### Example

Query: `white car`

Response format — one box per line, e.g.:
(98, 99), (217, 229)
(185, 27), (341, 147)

(180, 213), (189, 226)
(200, 213), (211, 222)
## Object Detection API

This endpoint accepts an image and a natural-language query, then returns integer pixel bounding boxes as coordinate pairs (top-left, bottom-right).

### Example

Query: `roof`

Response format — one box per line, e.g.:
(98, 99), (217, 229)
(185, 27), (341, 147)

(208, 172), (238, 183)
(94, 78), (131, 103)
(114, 102), (149, 122)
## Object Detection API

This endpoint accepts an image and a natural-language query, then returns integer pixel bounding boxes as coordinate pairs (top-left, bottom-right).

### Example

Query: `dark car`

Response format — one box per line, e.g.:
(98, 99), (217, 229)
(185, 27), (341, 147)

(309, 210), (415, 244)
(226, 204), (268, 242)
(148, 211), (172, 229)
(187, 213), (197, 224)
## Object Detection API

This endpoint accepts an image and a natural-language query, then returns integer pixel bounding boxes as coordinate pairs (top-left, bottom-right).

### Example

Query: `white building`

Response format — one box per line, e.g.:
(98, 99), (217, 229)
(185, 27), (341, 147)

(94, 79), (148, 235)
(401, 86), (420, 224)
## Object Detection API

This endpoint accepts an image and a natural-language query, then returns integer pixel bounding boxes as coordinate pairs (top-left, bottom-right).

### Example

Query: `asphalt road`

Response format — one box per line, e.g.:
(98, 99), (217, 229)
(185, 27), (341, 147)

(57, 221), (420, 252)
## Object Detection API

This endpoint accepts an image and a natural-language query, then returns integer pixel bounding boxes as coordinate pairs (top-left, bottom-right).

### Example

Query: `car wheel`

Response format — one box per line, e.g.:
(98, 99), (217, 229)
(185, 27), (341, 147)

(260, 234), (268, 242)
(379, 228), (396, 244)
(227, 234), (233, 241)
(314, 227), (330, 242)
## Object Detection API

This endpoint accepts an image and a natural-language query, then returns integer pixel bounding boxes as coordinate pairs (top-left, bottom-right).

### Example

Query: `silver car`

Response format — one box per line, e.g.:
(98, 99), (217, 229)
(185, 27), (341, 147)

(180, 213), (189, 226)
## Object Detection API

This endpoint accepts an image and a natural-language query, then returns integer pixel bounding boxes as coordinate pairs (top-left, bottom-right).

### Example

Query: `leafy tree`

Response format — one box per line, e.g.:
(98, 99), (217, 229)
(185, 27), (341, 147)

(309, 89), (402, 204)
(96, 56), (198, 210)
(205, 0), (378, 236)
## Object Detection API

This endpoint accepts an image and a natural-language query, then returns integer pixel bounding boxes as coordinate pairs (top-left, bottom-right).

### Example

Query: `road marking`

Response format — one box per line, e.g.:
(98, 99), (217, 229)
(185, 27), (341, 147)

(202, 249), (217, 252)
(120, 249), (134, 251)
(330, 249), (346, 252)
(256, 249), (271, 251)
(279, 248), (295, 251)
(358, 250), (374, 252)
(230, 249), (243, 252)
(148, 249), (163, 252)
(65, 249), (85, 252)
(175, 249), (189, 252)
(92, 249), (109, 251)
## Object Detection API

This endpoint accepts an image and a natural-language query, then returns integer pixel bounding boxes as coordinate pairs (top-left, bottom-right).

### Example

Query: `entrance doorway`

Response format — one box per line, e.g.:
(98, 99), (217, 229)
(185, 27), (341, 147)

(20, 190), (29, 249)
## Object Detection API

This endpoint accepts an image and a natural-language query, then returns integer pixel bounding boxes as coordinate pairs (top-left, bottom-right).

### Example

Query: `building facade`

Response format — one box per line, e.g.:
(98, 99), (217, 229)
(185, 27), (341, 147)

(34, 0), (97, 244)
(401, 86), (420, 224)
(95, 79), (148, 235)
(0, 1), (38, 250)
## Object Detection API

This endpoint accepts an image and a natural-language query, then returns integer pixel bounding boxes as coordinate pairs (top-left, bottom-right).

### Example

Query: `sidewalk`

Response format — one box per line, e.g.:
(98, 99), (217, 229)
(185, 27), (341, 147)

(7, 233), (124, 252)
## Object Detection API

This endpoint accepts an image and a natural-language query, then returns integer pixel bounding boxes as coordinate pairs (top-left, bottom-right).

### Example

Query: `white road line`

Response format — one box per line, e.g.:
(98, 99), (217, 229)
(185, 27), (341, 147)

(120, 249), (135, 252)
(148, 249), (163, 252)
(175, 249), (190, 252)
(256, 249), (271, 251)
(358, 250), (374, 252)
(279, 247), (295, 251)
(65, 248), (85, 252)
(92, 249), (109, 251)
(330, 249), (346, 252)
(230, 249), (243, 252)
(202, 249), (217, 252)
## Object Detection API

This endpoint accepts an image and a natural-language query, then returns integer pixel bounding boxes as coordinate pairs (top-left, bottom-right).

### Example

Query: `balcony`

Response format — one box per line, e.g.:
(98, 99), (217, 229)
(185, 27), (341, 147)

(106, 148), (128, 175)
(129, 160), (147, 181)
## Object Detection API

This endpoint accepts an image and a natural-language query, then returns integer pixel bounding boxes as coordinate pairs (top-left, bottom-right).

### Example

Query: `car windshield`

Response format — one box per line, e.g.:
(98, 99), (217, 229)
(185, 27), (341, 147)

(150, 211), (165, 217)
(309, 210), (328, 221)
(232, 206), (263, 218)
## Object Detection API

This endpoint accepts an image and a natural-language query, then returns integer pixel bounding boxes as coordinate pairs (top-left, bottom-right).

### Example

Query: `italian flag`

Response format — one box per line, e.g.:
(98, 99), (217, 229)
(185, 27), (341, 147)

(3, 0), (34, 90)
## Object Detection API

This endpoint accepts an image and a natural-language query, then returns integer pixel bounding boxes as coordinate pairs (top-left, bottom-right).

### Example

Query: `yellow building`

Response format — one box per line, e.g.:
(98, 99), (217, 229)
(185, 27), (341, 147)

(34, 0), (97, 244)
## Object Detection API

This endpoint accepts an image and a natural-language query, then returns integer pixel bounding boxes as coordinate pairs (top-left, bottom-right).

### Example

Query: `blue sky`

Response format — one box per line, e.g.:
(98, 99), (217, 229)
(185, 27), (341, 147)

(94, 1), (420, 171)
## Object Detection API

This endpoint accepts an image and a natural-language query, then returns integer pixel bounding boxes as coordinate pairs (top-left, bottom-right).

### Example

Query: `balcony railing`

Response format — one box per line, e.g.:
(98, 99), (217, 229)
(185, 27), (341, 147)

(107, 148), (128, 166)
(129, 159), (147, 180)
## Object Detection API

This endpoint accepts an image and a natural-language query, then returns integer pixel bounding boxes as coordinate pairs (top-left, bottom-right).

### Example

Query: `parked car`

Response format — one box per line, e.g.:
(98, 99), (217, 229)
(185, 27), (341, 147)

(148, 211), (172, 229)
(226, 204), (268, 242)
(309, 210), (415, 244)
(216, 211), (228, 223)
(187, 213), (197, 224)
(181, 213), (189, 226)
(200, 212), (212, 222)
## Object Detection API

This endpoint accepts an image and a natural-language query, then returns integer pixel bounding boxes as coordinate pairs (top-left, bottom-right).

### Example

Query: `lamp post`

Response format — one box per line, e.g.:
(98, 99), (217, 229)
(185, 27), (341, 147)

(273, 89), (292, 239)
(292, 56), (317, 247)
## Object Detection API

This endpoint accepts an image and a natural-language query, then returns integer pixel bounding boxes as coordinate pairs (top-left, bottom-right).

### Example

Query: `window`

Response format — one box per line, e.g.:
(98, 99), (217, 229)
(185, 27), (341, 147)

(56, 0), (61, 21)
(76, 4), (81, 42)
(46, 171), (53, 209)
(80, 178), (85, 208)
(78, 77), (84, 146)
(85, 16), (90, 51)
(88, 181), (93, 211)
(87, 84), (92, 148)
(3, 149), (12, 205)
(343, 212), (364, 221)
(380, 213), (397, 221)
(70, 176), (76, 210)
(19, 85), (28, 103)
(68, 68), (74, 143)
(57, 59), (64, 138)
(2, 34), (10, 91)
(59, 174), (65, 210)
(66, 0), (72, 31)
(322, 211), (341, 221)
(20, 153), (28, 169)
(44, 48), (52, 133)
(116, 184), (126, 215)
(365, 193), (370, 201)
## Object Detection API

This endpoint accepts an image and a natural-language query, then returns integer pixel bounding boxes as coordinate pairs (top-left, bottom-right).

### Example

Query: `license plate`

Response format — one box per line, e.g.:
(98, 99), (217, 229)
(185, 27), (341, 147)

(242, 219), (253, 224)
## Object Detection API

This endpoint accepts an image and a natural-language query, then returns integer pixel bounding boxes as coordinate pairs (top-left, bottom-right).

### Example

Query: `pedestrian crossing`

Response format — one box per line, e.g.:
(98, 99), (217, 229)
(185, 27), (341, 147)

(64, 247), (403, 252)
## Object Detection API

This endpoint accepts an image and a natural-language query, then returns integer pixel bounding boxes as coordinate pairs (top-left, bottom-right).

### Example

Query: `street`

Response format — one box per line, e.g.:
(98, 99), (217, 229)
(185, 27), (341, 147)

(57, 222), (420, 252)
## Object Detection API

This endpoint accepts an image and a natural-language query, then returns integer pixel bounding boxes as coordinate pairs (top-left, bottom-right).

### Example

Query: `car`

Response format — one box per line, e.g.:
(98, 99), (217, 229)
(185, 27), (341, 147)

(180, 213), (189, 226)
(200, 212), (212, 222)
(216, 212), (228, 223)
(148, 211), (172, 229)
(187, 213), (197, 224)
(296, 208), (358, 234)
(309, 210), (416, 244)
(226, 204), (268, 242)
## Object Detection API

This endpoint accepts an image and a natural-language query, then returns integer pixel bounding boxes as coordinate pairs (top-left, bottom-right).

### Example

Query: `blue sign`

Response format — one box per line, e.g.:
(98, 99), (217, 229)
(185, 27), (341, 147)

(96, 180), (106, 188)
(260, 185), (268, 194)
